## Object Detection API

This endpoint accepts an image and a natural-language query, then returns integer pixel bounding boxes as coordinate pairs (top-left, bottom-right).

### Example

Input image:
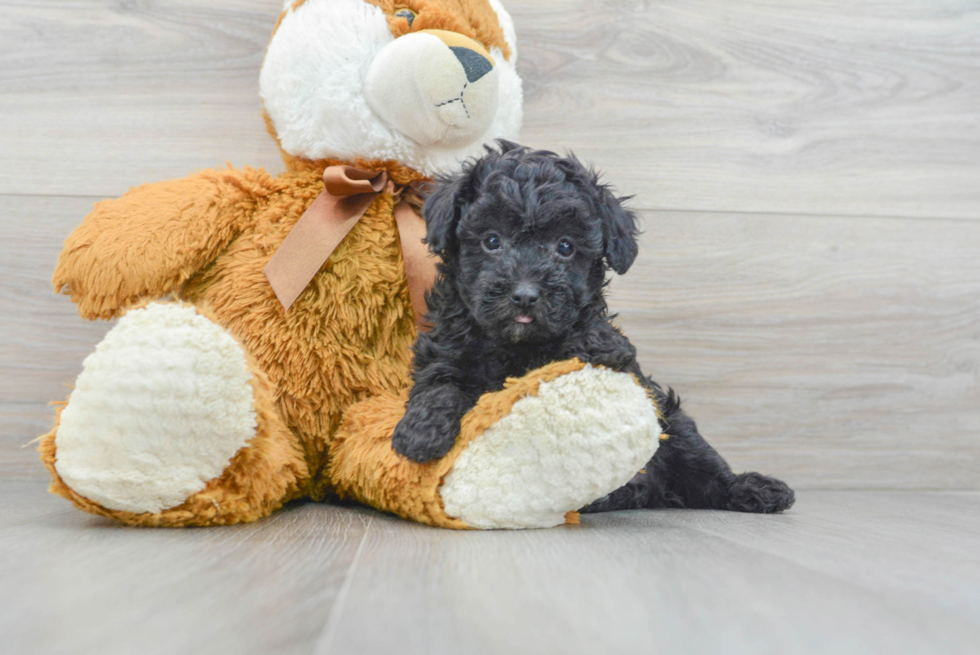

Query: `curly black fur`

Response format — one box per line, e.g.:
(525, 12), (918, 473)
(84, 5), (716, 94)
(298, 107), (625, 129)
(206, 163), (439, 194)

(392, 140), (795, 514)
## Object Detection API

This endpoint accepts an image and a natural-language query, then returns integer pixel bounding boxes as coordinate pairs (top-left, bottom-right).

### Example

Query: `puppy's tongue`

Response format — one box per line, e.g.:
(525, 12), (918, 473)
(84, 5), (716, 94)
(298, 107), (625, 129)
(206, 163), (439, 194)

(514, 315), (534, 324)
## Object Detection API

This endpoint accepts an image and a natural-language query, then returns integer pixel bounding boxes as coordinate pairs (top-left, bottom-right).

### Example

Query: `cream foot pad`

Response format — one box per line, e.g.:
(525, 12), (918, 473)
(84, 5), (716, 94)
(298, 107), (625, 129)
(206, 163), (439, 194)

(54, 303), (257, 514)
(440, 365), (660, 529)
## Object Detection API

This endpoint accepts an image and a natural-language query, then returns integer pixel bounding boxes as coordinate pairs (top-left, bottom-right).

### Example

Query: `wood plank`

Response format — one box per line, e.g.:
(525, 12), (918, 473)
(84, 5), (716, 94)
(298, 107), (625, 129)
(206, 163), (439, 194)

(676, 490), (980, 618)
(5, 486), (978, 655)
(317, 493), (980, 655)
(0, 480), (75, 526)
(610, 209), (980, 489)
(0, 488), (370, 655)
(0, 195), (112, 405)
(3, 195), (979, 489)
(0, 0), (285, 196)
(514, 0), (980, 218)
(0, 194), (111, 481)
(2, 1), (979, 219)
(0, 403), (55, 483)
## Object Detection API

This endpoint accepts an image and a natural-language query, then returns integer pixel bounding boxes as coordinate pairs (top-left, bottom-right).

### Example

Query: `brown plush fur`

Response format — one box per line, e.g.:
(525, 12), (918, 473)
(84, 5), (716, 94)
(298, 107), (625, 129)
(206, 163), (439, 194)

(40, 0), (560, 529)
(39, 367), (308, 528)
(330, 358), (589, 528)
(52, 158), (426, 506)
(46, 155), (599, 528)
(278, 0), (511, 60)
(39, 304), (310, 527)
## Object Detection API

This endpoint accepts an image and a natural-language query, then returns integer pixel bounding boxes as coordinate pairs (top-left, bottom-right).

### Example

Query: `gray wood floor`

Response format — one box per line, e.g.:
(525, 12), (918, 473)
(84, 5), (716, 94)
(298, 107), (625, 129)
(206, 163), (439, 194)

(2, 1), (979, 654)
(3, 483), (979, 655)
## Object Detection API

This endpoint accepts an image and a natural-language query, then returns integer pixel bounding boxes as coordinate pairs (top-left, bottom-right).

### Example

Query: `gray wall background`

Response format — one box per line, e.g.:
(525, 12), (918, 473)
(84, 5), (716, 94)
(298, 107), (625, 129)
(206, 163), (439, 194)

(2, 0), (978, 489)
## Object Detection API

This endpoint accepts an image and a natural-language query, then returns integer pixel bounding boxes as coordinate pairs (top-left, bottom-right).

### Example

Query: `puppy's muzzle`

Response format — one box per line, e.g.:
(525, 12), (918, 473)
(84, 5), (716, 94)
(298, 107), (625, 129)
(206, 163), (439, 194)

(365, 29), (500, 149)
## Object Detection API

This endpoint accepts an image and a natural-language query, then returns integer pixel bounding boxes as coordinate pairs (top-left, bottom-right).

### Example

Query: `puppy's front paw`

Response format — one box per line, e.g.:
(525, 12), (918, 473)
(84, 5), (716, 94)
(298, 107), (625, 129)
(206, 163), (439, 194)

(392, 405), (461, 463)
(562, 328), (638, 372)
(587, 349), (636, 372)
(726, 472), (796, 514)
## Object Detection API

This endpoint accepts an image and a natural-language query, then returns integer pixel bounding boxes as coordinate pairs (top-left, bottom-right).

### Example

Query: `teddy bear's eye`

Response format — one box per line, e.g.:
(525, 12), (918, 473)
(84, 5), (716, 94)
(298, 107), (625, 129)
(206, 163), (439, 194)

(394, 8), (417, 27)
(556, 238), (575, 257)
(483, 234), (502, 252)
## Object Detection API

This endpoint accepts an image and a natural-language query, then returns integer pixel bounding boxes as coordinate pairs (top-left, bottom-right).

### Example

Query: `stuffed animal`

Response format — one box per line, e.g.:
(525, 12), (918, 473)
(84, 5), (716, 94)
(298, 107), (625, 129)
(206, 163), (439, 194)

(38, 0), (662, 529)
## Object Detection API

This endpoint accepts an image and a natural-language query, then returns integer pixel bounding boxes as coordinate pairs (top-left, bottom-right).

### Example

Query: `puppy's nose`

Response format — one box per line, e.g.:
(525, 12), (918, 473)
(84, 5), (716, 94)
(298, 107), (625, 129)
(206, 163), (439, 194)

(511, 284), (540, 308)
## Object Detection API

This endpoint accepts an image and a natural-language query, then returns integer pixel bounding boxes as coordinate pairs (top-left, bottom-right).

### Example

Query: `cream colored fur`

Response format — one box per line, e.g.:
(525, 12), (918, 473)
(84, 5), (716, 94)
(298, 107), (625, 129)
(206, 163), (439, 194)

(261, 0), (522, 176)
(54, 303), (258, 514)
(364, 31), (500, 148)
(440, 366), (661, 529)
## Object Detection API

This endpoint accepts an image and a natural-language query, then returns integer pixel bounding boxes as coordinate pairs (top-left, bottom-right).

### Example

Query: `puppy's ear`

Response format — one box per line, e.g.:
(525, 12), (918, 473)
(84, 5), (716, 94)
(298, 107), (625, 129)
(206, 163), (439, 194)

(494, 138), (523, 155)
(421, 173), (471, 257)
(598, 187), (639, 275)
(560, 152), (640, 275)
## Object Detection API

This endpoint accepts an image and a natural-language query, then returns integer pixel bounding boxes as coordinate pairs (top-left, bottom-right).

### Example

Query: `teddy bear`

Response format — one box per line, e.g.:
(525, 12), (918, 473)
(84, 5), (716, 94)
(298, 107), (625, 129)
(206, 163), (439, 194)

(38, 0), (662, 530)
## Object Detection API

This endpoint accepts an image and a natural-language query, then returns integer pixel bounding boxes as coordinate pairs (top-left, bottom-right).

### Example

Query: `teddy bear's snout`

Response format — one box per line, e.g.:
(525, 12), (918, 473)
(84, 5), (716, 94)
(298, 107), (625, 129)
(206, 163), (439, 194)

(365, 29), (500, 148)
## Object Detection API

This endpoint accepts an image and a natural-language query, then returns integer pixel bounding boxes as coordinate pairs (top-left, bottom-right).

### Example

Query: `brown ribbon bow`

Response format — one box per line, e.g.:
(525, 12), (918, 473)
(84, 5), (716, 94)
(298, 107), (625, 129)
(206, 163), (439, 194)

(264, 165), (439, 325)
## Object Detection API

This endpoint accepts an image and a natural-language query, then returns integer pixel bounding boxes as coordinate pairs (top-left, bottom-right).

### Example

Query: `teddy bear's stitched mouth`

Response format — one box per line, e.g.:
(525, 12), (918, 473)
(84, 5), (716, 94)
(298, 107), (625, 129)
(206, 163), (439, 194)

(434, 82), (471, 119)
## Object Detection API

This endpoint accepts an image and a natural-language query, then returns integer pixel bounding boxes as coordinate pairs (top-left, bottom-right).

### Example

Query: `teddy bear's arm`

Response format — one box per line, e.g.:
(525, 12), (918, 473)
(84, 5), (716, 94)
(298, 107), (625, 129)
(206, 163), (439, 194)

(54, 167), (278, 319)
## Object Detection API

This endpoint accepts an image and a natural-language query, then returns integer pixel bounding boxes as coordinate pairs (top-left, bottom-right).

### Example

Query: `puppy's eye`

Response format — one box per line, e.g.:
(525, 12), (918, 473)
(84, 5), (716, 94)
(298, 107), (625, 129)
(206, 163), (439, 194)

(483, 234), (502, 252)
(394, 8), (417, 26)
(556, 238), (575, 257)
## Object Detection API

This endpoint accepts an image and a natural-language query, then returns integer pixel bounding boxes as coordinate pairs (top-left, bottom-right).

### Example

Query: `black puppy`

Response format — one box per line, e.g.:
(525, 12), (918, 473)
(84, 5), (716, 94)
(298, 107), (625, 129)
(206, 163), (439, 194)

(392, 141), (795, 514)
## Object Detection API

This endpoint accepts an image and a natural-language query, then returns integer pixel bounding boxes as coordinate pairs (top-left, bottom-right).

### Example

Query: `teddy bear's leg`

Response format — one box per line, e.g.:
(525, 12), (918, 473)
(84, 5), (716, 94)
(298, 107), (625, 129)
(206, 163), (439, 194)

(329, 359), (663, 529)
(38, 302), (308, 527)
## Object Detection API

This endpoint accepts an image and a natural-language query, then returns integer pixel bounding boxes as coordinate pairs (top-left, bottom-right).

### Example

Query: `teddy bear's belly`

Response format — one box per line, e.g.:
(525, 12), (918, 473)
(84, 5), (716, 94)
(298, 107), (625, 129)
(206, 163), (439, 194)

(183, 199), (418, 488)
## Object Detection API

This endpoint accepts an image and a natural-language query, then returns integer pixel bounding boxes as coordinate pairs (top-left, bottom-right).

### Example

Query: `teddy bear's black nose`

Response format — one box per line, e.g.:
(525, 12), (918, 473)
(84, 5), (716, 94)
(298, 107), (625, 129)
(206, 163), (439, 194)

(450, 46), (493, 83)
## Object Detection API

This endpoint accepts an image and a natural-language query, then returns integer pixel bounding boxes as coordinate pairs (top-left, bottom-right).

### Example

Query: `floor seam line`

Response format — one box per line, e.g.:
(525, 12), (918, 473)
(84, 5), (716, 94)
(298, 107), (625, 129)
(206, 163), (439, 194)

(310, 514), (373, 655)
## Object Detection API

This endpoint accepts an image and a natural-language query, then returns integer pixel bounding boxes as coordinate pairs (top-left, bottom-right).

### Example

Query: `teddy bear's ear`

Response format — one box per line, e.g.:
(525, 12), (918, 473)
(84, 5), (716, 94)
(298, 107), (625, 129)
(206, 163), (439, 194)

(421, 172), (474, 257)
(597, 186), (639, 275)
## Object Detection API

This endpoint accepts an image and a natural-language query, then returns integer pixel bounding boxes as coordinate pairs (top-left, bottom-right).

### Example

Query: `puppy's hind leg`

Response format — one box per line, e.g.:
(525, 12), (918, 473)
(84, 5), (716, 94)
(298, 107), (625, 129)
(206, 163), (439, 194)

(653, 406), (796, 513)
(578, 455), (681, 512)
(583, 396), (795, 514)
